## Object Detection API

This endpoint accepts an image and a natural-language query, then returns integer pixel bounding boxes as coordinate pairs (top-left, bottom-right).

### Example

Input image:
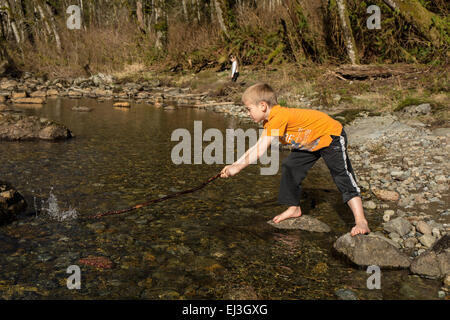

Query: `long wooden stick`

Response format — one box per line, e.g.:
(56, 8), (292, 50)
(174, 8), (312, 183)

(92, 173), (221, 219)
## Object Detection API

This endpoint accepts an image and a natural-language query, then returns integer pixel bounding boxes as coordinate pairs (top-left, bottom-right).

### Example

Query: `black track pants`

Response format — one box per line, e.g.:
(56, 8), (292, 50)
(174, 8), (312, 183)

(278, 129), (361, 206)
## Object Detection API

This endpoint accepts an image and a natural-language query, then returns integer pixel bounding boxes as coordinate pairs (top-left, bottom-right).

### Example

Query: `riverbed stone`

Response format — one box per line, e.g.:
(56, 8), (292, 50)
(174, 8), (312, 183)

(333, 233), (411, 268)
(372, 188), (399, 202)
(346, 115), (414, 145)
(410, 235), (449, 278)
(383, 217), (412, 237)
(404, 237), (418, 249)
(335, 288), (358, 300)
(416, 221), (432, 236)
(0, 181), (27, 225)
(72, 106), (92, 112)
(113, 102), (130, 108)
(267, 215), (331, 233)
(224, 285), (259, 300)
(0, 112), (73, 141)
(12, 97), (44, 104)
(46, 89), (59, 96)
(418, 234), (436, 248)
(363, 200), (376, 210)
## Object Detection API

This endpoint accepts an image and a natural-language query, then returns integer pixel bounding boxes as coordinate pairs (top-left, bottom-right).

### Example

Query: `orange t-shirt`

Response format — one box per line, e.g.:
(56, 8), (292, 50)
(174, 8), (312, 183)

(263, 105), (342, 151)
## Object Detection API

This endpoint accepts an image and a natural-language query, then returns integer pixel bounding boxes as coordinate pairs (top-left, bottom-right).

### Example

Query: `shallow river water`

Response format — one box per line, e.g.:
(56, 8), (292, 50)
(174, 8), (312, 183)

(0, 98), (442, 299)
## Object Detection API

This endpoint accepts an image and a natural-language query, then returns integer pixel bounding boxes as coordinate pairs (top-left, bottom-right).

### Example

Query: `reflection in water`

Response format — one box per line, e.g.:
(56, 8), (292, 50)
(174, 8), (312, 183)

(0, 98), (442, 299)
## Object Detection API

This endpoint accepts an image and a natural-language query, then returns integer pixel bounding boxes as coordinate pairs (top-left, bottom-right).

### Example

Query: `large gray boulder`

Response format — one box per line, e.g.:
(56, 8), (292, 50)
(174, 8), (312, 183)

(334, 233), (411, 268)
(0, 181), (27, 225)
(410, 235), (449, 279)
(267, 215), (331, 233)
(346, 115), (414, 145)
(0, 112), (72, 141)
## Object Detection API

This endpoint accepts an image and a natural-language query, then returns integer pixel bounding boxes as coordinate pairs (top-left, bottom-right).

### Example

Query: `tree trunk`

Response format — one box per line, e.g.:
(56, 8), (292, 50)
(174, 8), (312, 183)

(36, 3), (52, 38)
(44, 2), (61, 52)
(136, 0), (146, 33)
(382, 0), (448, 47)
(335, 0), (359, 65)
(153, 0), (167, 51)
(283, 0), (329, 63)
(181, 0), (188, 21)
(213, 0), (229, 38)
(2, 0), (21, 44)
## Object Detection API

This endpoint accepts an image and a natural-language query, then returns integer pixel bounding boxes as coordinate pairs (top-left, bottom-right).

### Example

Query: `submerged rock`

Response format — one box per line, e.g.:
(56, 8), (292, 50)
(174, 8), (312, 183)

(0, 181), (27, 225)
(267, 215), (331, 233)
(410, 235), (449, 279)
(78, 256), (113, 269)
(335, 288), (358, 300)
(333, 233), (411, 268)
(72, 106), (92, 112)
(224, 285), (259, 300)
(0, 112), (72, 141)
(113, 102), (130, 108)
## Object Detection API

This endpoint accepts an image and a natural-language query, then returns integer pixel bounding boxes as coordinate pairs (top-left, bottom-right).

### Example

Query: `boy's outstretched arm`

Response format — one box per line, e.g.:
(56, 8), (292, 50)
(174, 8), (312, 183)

(221, 130), (276, 178)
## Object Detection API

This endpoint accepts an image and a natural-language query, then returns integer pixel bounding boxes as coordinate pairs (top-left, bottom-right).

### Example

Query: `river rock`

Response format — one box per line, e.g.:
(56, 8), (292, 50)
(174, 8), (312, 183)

(383, 217), (412, 237)
(30, 91), (47, 98)
(444, 275), (450, 287)
(333, 233), (411, 268)
(418, 234), (436, 248)
(363, 200), (376, 210)
(11, 92), (26, 99)
(90, 73), (114, 86)
(346, 115), (414, 145)
(72, 106), (92, 112)
(410, 235), (449, 278)
(11, 97), (44, 104)
(267, 215), (331, 233)
(0, 112), (73, 141)
(46, 89), (59, 96)
(224, 285), (259, 300)
(372, 188), (399, 202)
(335, 288), (358, 300)
(113, 102), (130, 108)
(401, 104), (431, 116)
(0, 181), (27, 225)
(416, 221), (432, 235)
(404, 237), (418, 249)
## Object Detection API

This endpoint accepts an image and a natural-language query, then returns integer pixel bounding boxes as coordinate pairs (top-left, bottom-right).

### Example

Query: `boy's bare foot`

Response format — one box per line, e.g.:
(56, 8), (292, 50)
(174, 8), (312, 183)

(351, 219), (371, 236)
(273, 206), (302, 224)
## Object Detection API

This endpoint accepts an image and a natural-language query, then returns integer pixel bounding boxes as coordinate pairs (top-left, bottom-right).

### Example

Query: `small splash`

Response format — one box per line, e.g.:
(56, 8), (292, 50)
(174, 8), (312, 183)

(40, 188), (78, 221)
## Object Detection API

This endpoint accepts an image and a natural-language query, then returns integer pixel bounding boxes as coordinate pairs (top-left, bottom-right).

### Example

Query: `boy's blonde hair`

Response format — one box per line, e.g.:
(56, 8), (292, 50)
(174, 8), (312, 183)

(242, 83), (278, 107)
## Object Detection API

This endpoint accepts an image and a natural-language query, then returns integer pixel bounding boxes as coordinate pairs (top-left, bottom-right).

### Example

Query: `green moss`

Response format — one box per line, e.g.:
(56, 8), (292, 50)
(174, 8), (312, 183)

(265, 43), (285, 65)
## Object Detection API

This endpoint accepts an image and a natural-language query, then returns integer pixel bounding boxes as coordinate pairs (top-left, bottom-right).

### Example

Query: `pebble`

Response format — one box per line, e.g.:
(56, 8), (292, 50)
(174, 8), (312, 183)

(416, 221), (432, 236)
(335, 289), (358, 300)
(363, 201), (376, 210)
(418, 234), (436, 248)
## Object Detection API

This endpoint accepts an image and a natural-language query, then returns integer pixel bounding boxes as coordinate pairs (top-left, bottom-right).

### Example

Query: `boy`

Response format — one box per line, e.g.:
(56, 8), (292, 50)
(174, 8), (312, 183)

(220, 83), (370, 236)
(230, 55), (239, 82)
